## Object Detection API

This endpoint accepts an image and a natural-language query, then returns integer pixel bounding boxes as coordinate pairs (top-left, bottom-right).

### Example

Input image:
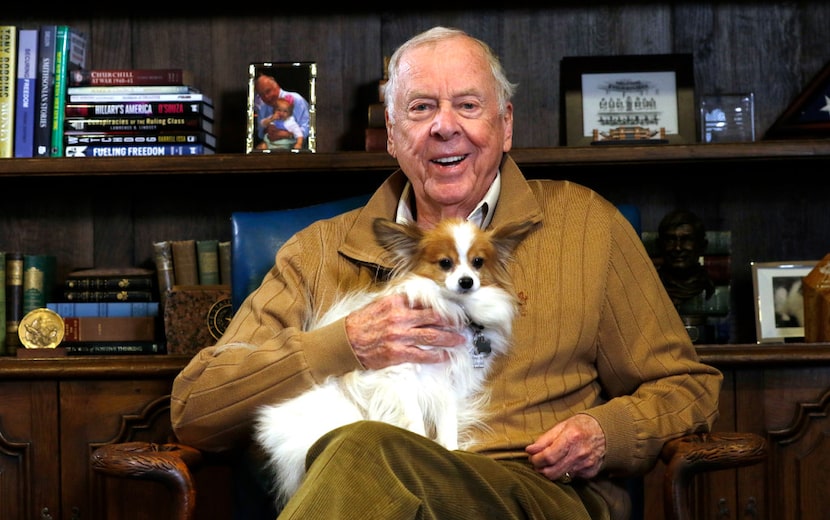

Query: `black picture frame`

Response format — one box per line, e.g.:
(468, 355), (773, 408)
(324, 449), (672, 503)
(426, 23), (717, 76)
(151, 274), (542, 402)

(247, 62), (317, 153)
(560, 54), (696, 146)
(763, 60), (830, 140)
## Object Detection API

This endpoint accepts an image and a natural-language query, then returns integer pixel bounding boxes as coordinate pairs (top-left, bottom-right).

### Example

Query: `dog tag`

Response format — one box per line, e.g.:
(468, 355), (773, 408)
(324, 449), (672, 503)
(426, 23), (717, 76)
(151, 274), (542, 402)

(473, 332), (491, 356)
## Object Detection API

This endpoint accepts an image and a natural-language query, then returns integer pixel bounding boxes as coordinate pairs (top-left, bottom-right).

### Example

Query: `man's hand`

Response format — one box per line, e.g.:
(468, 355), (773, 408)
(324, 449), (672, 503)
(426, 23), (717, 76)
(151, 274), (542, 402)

(525, 414), (606, 483)
(344, 293), (465, 369)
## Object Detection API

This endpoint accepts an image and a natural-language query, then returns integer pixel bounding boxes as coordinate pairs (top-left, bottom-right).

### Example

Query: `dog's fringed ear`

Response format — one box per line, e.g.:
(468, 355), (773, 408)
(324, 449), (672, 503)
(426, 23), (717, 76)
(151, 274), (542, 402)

(372, 218), (424, 261)
(490, 221), (536, 261)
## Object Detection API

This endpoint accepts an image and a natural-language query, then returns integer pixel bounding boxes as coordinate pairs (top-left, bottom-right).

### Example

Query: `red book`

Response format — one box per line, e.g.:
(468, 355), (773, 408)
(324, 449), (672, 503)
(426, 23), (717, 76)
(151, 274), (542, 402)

(62, 316), (157, 342)
(69, 68), (194, 87)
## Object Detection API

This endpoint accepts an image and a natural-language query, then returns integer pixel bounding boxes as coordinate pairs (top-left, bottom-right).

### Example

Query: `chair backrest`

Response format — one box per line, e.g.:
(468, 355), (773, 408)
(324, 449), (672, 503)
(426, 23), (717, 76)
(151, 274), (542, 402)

(230, 194), (371, 312)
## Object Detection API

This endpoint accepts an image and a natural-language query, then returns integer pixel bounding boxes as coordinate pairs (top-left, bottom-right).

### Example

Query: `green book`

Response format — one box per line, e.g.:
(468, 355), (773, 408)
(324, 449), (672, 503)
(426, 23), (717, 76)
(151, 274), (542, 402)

(196, 239), (220, 285)
(0, 252), (6, 355)
(23, 254), (57, 315)
(50, 25), (87, 157)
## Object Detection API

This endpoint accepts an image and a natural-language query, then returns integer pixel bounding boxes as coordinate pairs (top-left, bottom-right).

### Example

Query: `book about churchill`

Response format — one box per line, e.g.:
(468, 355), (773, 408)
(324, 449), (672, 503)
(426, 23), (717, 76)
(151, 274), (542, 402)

(69, 68), (194, 87)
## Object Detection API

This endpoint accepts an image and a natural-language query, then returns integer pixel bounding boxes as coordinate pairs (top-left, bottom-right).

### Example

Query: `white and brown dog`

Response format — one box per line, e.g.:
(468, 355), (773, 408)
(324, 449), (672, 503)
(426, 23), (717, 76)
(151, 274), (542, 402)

(254, 217), (533, 504)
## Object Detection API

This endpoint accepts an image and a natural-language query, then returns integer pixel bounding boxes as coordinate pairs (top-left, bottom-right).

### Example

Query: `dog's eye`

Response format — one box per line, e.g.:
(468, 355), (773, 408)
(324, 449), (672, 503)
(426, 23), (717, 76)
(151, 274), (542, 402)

(472, 257), (485, 269)
(439, 258), (453, 271)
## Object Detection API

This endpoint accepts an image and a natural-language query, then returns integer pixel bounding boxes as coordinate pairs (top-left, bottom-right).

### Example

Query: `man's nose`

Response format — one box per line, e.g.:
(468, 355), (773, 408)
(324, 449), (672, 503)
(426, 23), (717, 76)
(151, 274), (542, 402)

(430, 105), (461, 138)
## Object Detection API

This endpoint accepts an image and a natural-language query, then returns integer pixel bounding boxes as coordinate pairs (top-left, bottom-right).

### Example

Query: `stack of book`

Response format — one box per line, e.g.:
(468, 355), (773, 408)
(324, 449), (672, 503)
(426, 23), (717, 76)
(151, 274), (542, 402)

(152, 238), (231, 303)
(62, 68), (215, 157)
(62, 266), (156, 302)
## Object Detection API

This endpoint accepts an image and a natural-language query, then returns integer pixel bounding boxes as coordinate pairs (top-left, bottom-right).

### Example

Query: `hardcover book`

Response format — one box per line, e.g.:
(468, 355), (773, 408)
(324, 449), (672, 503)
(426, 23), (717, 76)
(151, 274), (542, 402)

(14, 28), (39, 158)
(67, 84), (199, 95)
(65, 100), (214, 120)
(63, 290), (154, 302)
(22, 254), (56, 315)
(47, 301), (159, 318)
(0, 26), (17, 158)
(34, 24), (57, 157)
(5, 252), (24, 355)
(68, 92), (213, 104)
(196, 239), (220, 285)
(171, 239), (199, 286)
(69, 68), (194, 87)
(218, 241), (231, 285)
(65, 143), (214, 157)
(64, 114), (213, 133)
(63, 341), (166, 355)
(64, 130), (216, 149)
(64, 268), (154, 291)
(62, 316), (157, 342)
(152, 240), (175, 306)
(51, 25), (88, 157)
(0, 252), (6, 355)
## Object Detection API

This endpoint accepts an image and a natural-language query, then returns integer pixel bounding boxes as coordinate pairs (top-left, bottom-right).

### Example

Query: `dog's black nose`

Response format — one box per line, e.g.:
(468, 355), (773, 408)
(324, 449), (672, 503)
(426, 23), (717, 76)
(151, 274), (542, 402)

(459, 277), (474, 290)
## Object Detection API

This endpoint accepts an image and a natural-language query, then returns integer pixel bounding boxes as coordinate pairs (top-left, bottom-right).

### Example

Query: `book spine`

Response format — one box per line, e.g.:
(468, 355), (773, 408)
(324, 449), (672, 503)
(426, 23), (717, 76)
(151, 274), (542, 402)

(64, 114), (213, 133)
(64, 276), (153, 291)
(22, 254), (56, 315)
(65, 143), (213, 157)
(0, 252), (6, 355)
(171, 239), (199, 286)
(14, 28), (39, 158)
(68, 92), (213, 104)
(364, 127), (388, 152)
(49, 25), (69, 157)
(218, 240), (231, 285)
(5, 252), (24, 355)
(367, 102), (385, 128)
(67, 84), (198, 95)
(63, 290), (154, 302)
(65, 100), (214, 120)
(0, 26), (17, 158)
(64, 341), (166, 355)
(34, 25), (56, 157)
(65, 130), (216, 149)
(196, 239), (220, 285)
(69, 68), (192, 87)
(62, 316), (156, 342)
(152, 240), (175, 307)
(47, 301), (159, 317)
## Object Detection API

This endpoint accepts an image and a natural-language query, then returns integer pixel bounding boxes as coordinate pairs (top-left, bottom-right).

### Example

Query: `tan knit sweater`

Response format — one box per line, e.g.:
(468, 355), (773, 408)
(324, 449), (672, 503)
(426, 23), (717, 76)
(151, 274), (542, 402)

(171, 154), (722, 519)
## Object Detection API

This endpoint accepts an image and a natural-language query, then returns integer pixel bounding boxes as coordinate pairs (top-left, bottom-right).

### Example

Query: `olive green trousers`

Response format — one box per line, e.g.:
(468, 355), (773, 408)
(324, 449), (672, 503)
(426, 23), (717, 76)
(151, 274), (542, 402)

(276, 421), (609, 520)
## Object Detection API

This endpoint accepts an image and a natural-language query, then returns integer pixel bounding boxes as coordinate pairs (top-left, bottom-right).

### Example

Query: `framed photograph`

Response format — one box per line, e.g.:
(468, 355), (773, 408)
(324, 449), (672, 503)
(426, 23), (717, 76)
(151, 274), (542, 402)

(247, 62), (316, 153)
(560, 54), (695, 146)
(751, 260), (818, 343)
(764, 60), (830, 139)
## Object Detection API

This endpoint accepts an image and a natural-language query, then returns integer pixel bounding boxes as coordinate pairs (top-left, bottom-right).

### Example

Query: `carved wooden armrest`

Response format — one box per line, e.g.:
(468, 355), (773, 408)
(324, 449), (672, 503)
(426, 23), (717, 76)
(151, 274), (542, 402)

(660, 432), (767, 520)
(91, 442), (203, 520)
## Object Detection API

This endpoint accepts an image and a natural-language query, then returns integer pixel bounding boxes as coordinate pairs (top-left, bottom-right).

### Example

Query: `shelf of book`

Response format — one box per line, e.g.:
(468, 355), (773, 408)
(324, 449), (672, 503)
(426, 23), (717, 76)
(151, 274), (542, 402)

(2, 139), (830, 177)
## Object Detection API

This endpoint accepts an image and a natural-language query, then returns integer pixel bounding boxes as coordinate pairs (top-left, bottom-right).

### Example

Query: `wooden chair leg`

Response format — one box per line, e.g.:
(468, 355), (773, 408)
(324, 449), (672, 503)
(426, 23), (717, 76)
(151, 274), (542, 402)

(91, 442), (202, 520)
(660, 432), (767, 520)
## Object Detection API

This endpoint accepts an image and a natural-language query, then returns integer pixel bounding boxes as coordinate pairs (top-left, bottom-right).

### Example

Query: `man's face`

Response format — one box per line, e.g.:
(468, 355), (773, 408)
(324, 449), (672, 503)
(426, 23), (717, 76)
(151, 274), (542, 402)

(257, 77), (281, 106)
(387, 36), (513, 217)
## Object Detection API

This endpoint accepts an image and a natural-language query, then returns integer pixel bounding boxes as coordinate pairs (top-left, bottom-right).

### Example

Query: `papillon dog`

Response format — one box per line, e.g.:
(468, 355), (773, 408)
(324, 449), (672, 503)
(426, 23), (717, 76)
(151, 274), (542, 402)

(254, 217), (534, 504)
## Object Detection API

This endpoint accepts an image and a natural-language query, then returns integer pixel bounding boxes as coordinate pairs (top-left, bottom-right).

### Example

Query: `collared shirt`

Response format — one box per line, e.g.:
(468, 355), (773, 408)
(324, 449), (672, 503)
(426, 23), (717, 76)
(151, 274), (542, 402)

(395, 172), (501, 229)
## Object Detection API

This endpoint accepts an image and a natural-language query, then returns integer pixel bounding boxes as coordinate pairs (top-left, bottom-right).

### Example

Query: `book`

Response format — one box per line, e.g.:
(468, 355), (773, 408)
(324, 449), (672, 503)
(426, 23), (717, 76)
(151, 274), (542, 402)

(0, 26), (17, 158)
(62, 316), (156, 342)
(64, 114), (214, 133)
(65, 100), (214, 120)
(68, 92), (213, 104)
(65, 143), (214, 157)
(65, 130), (216, 149)
(34, 24), (57, 157)
(22, 254), (56, 315)
(365, 127), (388, 152)
(196, 239), (220, 285)
(218, 240), (231, 285)
(0, 252), (5, 355)
(14, 28), (39, 158)
(367, 102), (385, 128)
(63, 290), (154, 302)
(69, 68), (194, 87)
(65, 266), (154, 291)
(47, 301), (159, 318)
(67, 84), (200, 95)
(63, 341), (166, 355)
(172, 239), (199, 286)
(51, 25), (88, 157)
(5, 252), (24, 355)
(152, 240), (175, 306)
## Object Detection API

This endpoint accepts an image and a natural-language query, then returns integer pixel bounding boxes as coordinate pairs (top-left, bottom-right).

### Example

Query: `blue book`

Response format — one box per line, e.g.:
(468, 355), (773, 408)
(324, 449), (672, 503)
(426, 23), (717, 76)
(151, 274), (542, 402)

(47, 301), (159, 318)
(65, 143), (214, 157)
(14, 28), (39, 158)
(34, 25), (57, 158)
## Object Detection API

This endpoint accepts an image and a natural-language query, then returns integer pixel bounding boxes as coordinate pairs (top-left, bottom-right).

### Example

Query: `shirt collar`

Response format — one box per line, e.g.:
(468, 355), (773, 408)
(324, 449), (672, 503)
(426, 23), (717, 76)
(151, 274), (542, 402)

(395, 172), (501, 229)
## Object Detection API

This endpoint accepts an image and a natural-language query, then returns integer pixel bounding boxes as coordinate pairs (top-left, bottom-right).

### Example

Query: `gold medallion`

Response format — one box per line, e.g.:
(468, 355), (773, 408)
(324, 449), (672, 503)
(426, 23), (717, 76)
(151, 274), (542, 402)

(19, 308), (65, 349)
